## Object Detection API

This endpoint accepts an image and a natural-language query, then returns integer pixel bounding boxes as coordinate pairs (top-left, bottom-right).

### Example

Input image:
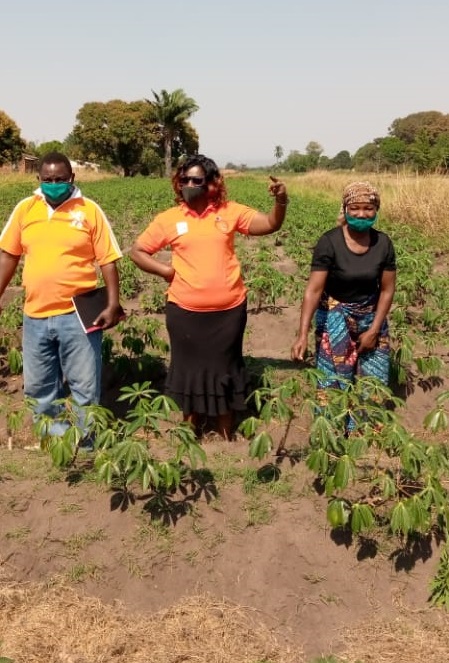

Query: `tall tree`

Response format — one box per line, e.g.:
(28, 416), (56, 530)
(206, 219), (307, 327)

(329, 150), (352, 170)
(284, 150), (310, 173)
(70, 100), (157, 176)
(147, 89), (199, 177)
(389, 111), (449, 145)
(0, 110), (25, 165)
(409, 130), (433, 173)
(35, 140), (65, 157)
(305, 141), (323, 169)
(377, 136), (408, 169)
(430, 132), (449, 172)
(353, 142), (381, 172)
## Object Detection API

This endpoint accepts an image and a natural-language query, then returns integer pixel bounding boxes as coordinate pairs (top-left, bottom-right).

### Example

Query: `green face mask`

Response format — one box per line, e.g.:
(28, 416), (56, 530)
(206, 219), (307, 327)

(40, 181), (73, 205)
(345, 213), (377, 232)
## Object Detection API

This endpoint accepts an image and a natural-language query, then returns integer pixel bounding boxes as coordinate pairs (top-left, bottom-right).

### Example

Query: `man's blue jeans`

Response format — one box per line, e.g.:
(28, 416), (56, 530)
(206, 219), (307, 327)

(23, 312), (102, 437)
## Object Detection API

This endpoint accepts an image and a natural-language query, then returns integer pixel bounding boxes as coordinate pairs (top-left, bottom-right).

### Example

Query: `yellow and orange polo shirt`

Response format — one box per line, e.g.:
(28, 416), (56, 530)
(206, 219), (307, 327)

(137, 201), (257, 311)
(0, 187), (122, 317)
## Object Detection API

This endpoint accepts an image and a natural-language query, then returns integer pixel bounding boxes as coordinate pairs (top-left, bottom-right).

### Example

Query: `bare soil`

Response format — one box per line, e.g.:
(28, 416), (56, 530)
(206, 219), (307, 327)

(1, 301), (448, 662)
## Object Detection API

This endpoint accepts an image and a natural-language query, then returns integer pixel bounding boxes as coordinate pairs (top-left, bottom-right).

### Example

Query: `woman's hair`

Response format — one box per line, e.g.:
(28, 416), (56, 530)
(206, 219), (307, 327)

(172, 154), (227, 207)
(337, 181), (380, 225)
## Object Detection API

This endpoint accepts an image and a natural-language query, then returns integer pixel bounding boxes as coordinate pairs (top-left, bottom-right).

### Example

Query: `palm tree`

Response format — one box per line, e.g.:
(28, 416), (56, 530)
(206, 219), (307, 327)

(147, 89), (199, 177)
(274, 145), (284, 167)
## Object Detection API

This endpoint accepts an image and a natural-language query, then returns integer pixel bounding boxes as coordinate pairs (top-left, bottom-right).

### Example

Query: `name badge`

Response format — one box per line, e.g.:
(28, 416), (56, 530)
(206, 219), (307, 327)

(176, 221), (188, 235)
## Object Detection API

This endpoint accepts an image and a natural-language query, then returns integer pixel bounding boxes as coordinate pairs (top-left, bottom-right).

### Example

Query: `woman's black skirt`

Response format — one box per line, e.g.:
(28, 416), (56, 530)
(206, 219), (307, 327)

(165, 301), (251, 416)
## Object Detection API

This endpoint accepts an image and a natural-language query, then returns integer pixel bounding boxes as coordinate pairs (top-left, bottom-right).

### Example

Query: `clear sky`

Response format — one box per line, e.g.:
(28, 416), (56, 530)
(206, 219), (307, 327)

(2, 0), (449, 167)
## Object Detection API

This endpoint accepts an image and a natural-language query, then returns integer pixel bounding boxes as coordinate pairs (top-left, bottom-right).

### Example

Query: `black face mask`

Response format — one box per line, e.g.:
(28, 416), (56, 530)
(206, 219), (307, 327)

(181, 185), (207, 206)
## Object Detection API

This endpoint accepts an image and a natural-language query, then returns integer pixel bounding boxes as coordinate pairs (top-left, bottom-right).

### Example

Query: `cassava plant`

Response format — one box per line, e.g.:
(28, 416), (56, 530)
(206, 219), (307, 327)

(429, 541), (449, 609)
(102, 313), (168, 381)
(240, 243), (292, 313)
(241, 368), (449, 542)
(239, 371), (301, 459)
(0, 395), (31, 450)
(34, 381), (207, 498)
(390, 330), (444, 392)
(0, 296), (24, 376)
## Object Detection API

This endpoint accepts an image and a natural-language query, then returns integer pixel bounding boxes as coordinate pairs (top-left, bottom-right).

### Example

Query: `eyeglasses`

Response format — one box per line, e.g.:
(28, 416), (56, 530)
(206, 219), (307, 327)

(179, 176), (206, 186)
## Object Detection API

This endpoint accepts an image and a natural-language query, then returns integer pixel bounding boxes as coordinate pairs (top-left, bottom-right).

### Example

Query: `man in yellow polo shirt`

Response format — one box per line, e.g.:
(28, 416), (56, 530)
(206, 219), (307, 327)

(0, 151), (122, 444)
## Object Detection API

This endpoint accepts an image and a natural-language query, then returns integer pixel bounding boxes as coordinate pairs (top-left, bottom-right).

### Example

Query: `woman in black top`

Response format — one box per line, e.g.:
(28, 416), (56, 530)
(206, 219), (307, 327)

(291, 182), (396, 429)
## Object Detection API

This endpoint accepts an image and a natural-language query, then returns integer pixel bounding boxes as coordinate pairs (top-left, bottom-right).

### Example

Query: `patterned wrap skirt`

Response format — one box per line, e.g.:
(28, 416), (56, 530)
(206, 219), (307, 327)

(315, 293), (390, 390)
(165, 301), (251, 416)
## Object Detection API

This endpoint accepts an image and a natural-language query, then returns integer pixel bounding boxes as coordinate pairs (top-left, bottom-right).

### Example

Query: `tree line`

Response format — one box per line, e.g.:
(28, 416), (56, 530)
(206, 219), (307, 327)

(1, 98), (449, 176)
(275, 111), (449, 174)
(0, 89), (198, 177)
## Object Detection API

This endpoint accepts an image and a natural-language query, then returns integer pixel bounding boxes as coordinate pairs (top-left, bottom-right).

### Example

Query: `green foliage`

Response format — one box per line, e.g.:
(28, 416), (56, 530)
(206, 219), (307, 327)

(327, 498), (351, 528)
(429, 542), (449, 609)
(147, 88), (199, 177)
(139, 278), (167, 314)
(305, 141), (323, 168)
(240, 373), (300, 459)
(389, 111), (449, 144)
(240, 242), (292, 311)
(118, 255), (146, 299)
(7, 347), (22, 375)
(1, 173), (449, 613)
(352, 141), (381, 172)
(378, 136), (408, 167)
(70, 99), (159, 176)
(240, 357), (449, 608)
(0, 109), (25, 165)
(389, 332), (443, 393)
(282, 149), (314, 173)
(0, 295), (24, 375)
(34, 381), (206, 497)
(34, 140), (65, 157)
(242, 367), (449, 543)
(328, 150), (352, 170)
(2, 396), (31, 447)
(424, 391), (449, 433)
(350, 502), (375, 534)
(102, 313), (168, 382)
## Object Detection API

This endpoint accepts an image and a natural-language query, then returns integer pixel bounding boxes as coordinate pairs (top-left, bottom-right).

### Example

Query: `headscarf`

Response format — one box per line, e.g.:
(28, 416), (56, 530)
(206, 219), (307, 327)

(337, 181), (380, 225)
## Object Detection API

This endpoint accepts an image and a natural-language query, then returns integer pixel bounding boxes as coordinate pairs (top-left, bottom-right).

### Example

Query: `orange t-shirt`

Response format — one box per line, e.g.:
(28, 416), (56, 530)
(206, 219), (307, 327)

(137, 201), (257, 311)
(0, 190), (122, 317)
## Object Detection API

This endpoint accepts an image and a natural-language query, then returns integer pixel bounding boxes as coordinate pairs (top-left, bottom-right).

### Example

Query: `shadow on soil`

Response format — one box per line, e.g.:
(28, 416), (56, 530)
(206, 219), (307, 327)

(329, 521), (443, 572)
(66, 463), (218, 528)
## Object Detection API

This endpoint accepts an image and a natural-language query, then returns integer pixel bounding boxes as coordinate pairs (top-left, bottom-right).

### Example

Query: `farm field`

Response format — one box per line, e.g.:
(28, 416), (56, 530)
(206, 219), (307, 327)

(1, 172), (449, 662)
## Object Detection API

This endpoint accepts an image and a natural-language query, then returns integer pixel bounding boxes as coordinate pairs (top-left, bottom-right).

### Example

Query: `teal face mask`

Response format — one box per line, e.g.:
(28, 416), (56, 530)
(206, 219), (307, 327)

(345, 214), (377, 232)
(40, 181), (73, 205)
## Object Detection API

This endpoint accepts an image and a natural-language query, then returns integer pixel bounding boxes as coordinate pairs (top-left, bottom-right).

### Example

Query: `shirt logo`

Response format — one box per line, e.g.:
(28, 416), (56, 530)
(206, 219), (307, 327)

(69, 211), (86, 229)
(176, 221), (188, 235)
(215, 216), (229, 233)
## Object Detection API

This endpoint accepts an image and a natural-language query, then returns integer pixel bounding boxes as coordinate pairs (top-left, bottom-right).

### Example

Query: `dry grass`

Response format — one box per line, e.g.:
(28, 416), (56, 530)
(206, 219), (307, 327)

(0, 579), (303, 663)
(284, 170), (449, 238)
(3, 577), (449, 663)
(0, 170), (116, 186)
(342, 609), (449, 663)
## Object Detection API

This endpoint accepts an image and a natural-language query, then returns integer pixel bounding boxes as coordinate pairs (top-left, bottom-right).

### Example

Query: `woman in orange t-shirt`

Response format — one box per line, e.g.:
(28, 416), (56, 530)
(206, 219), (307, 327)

(130, 155), (288, 439)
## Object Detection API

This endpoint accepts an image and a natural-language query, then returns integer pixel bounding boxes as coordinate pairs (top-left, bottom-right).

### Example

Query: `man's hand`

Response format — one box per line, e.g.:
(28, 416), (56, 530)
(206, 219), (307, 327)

(93, 304), (124, 330)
